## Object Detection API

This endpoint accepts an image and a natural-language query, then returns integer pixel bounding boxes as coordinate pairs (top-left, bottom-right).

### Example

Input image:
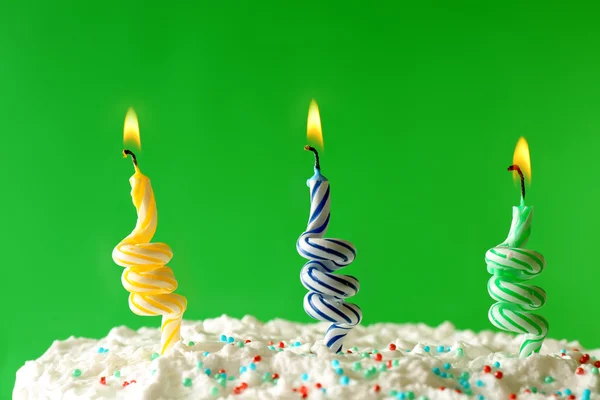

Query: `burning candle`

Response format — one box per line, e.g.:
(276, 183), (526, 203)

(296, 100), (362, 353)
(485, 137), (548, 357)
(112, 108), (187, 354)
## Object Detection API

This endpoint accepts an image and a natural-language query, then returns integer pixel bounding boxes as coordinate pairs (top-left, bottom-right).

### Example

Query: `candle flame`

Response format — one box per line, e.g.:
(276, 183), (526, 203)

(512, 137), (531, 184)
(307, 99), (324, 150)
(123, 107), (141, 151)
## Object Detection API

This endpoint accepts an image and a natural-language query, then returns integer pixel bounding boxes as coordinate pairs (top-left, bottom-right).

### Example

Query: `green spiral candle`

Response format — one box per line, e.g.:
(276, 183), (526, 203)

(485, 145), (548, 358)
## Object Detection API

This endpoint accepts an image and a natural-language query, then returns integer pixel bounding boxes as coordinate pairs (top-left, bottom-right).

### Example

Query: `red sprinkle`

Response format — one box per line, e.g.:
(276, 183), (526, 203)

(299, 385), (308, 394)
(278, 342), (285, 348)
(374, 353), (383, 361)
(122, 381), (129, 388)
(494, 371), (503, 379)
(233, 387), (242, 395)
(253, 355), (262, 362)
(595, 361), (600, 368)
(272, 373), (279, 380)
(568, 396), (576, 400)
(389, 343), (397, 351)
(439, 386), (446, 391)
(315, 383), (322, 389)
(347, 350), (352, 353)
(373, 384), (381, 392)
(245, 339), (251, 344)
(241, 382), (248, 389)
(483, 365), (492, 373)
(218, 369), (226, 374)
(580, 356), (588, 364)
(524, 389), (531, 393)
(268, 341), (273, 345)
(99, 376), (106, 385)
(130, 380), (136, 384)
(576, 367), (584, 375)
(509, 394), (517, 400)
(456, 389), (462, 393)
(386, 360), (392, 369)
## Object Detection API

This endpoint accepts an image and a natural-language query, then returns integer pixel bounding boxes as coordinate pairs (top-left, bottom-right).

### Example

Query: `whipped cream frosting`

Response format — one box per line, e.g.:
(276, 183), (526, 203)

(14, 315), (599, 399)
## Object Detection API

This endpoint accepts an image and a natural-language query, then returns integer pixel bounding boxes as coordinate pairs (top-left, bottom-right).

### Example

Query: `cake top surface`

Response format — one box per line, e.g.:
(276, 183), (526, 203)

(13, 315), (600, 399)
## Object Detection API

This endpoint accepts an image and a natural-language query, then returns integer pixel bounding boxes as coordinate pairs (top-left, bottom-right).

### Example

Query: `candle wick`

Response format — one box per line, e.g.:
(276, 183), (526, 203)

(123, 149), (138, 168)
(507, 164), (525, 200)
(304, 145), (320, 170)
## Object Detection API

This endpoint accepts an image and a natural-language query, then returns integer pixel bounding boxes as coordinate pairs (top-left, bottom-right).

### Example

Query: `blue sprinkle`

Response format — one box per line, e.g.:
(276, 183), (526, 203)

(446, 346), (451, 352)
(98, 347), (105, 354)
(463, 382), (471, 389)
(335, 367), (344, 375)
(239, 366), (247, 374)
(397, 393), (406, 400)
(443, 363), (451, 370)
(249, 363), (256, 371)
(560, 349), (567, 354)
(340, 375), (349, 385)
(301, 373), (308, 381)
(227, 336), (234, 343)
(331, 360), (340, 367)
(555, 392), (562, 396)
(432, 367), (441, 375)
(268, 346), (275, 350)
(295, 341), (301, 347)
(476, 380), (484, 387)
(583, 389), (591, 399)
(440, 372), (448, 378)
(477, 396), (485, 400)
(564, 389), (572, 395)
(205, 368), (211, 376)
(437, 346), (445, 353)
(220, 334), (227, 342)
(492, 361), (500, 368)
(423, 346), (430, 352)
(203, 351), (210, 356)
(405, 349), (411, 352)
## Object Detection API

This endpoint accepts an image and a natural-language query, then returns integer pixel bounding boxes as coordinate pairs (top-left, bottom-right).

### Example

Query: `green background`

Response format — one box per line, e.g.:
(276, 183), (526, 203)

(2, 0), (600, 396)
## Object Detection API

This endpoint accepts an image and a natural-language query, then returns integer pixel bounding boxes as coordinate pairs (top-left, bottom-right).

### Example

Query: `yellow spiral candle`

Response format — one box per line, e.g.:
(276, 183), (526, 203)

(112, 109), (187, 354)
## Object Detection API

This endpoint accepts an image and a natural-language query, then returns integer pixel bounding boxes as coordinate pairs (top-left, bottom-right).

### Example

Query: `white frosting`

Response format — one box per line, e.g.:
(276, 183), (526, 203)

(13, 315), (599, 399)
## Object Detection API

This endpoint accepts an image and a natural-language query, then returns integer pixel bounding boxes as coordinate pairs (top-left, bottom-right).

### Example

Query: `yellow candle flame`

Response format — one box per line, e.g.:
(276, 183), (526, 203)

(512, 137), (531, 184)
(124, 107), (141, 151)
(307, 99), (324, 151)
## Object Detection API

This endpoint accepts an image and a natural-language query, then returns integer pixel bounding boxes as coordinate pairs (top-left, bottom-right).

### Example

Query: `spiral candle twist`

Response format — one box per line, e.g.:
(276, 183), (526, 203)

(112, 152), (187, 354)
(297, 149), (361, 353)
(485, 166), (548, 357)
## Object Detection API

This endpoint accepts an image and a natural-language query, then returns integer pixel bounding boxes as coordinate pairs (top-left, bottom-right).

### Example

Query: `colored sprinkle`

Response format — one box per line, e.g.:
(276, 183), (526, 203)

(477, 396), (485, 400)
(390, 390), (398, 396)
(301, 373), (308, 381)
(228, 376), (235, 381)
(407, 392), (415, 399)
(72, 369), (82, 378)
(340, 375), (349, 385)
(188, 341), (195, 346)
(440, 372), (447, 378)
(373, 384), (381, 392)
(389, 343), (397, 351)
(564, 389), (572, 395)
(99, 376), (106, 385)
(423, 346), (430, 352)
(544, 376), (554, 383)
(372, 349), (379, 354)
(331, 360), (340, 367)
(456, 348), (464, 357)
(591, 367), (599, 375)
(227, 337), (234, 343)
(397, 393), (406, 399)
(443, 363), (451, 370)
(483, 365), (491, 373)
(239, 366), (247, 374)
(437, 346), (445, 353)
(393, 359), (400, 367)
(335, 367), (344, 375)
(576, 367), (584, 375)
(432, 367), (441, 375)
(374, 353), (383, 361)
(278, 341), (285, 348)
(352, 362), (362, 371)
(295, 341), (301, 346)
(205, 368), (212, 376)
(197, 361), (204, 368)
(183, 378), (192, 387)
(378, 363), (387, 372)
(268, 346), (275, 350)
(253, 355), (262, 362)
(361, 352), (370, 359)
(418, 397), (429, 400)
(114, 370), (121, 378)
(460, 372), (470, 380)
(530, 387), (537, 393)
(98, 347), (105, 353)
(210, 387), (219, 396)
(237, 341), (244, 348)
(492, 361), (500, 368)
(494, 371), (503, 379)
(203, 351), (210, 356)
(476, 380), (484, 387)
(249, 362), (257, 371)
(151, 352), (160, 360)
(220, 334), (227, 342)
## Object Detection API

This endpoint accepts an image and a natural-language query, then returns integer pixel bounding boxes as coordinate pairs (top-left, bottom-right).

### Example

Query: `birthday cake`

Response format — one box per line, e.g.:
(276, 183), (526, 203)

(13, 315), (599, 400)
